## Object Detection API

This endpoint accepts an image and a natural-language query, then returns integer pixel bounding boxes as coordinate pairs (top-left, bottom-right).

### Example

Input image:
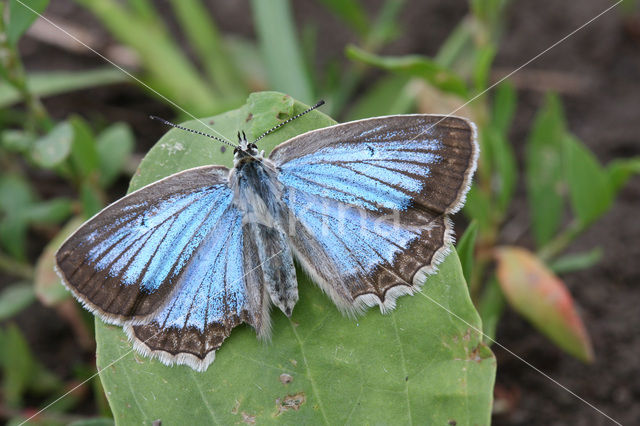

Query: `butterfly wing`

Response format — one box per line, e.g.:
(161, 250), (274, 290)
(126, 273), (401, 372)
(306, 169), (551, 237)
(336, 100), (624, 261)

(125, 214), (272, 371)
(270, 115), (478, 313)
(56, 166), (234, 323)
(56, 166), (269, 369)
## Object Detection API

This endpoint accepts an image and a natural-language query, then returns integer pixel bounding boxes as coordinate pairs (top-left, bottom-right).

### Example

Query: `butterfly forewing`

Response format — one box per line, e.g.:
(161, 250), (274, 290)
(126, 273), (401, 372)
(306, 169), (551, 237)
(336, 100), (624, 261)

(271, 115), (477, 215)
(56, 166), (238, 323)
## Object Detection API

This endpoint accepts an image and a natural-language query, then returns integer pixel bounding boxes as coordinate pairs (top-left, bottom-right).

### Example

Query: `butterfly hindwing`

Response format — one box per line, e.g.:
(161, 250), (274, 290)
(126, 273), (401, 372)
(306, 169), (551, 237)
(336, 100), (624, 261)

(272, 115), (477, 312)
(126, 208), (273, 370)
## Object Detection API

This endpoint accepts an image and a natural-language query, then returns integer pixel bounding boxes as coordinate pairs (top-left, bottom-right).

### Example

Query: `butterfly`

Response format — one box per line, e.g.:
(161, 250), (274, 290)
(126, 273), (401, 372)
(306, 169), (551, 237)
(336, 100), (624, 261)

(55, 102), (478, 371)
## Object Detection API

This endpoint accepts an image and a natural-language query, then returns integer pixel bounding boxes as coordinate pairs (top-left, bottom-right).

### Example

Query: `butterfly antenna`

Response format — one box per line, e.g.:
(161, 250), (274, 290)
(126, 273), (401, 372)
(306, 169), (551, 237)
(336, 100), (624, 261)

(252, 100), (325, 144)
(150, 116), (237, 148)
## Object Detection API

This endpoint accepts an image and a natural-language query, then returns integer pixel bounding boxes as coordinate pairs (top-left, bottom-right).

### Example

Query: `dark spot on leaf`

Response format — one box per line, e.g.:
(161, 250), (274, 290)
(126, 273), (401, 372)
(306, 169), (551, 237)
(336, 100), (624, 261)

(463, 329), (471, 341)
(241, 412), (256, 424)
(277, 112), (288, 120)
(275, 392), (306, 416)
(246, 113), (253, 122)
(468, 344), (485, 363)
(405, 376), (409, 381)
(279, 373), (293, 385)
(209, 119), (215, 125)
(152, 420), (162, 426)
(448, 420), (457, 426)
(220, 146), (226, 153)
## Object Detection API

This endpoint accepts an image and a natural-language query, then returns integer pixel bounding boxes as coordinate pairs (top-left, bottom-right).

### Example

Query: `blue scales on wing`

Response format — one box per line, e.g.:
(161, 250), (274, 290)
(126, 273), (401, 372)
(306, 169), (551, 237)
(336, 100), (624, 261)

(56, 166), (265, 369)
(270, 115), (478, 313)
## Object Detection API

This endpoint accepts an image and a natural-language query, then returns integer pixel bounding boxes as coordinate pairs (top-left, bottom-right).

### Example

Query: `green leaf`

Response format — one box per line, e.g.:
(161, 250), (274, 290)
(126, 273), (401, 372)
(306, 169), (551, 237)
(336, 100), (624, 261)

(23, 198), (72, 224)
(35, 217), (85, 306)
(346, 45), (469, 97)
(346, 74), (413, 121)
(491, 83), (516, 136)
(365, 0), (407, 49)
(7, 0), (50, 45)
(472, 44), (496, 91)
(251, 0), (314, 103)
(525, 93), (566, 248)
(463, 184), (492, 233)
(549, 247), (603, 275)
(1, 325), (35, 408)
(1, 130), (35, 153)
(96, 92), (495, 424)
(0, 217), (28, 259)
(456, 220), (478, 285)
(31, 121), (74, 168)
(69, 116), (100, 179)
(168, 0), (246, 100)
(0, 175), (34, 258)
(0, 282), (35, 321)
(435, 19), (474, 69)
(477, 277), (505, 343)
(96, 123), (135, 188)
(487, 128), (517, 211)
(562, 134), (612, 226)
(316, 0), (368, 35)
(68, 419), (114, 426)
(74, 0), (219, 115)
(0, 173), (35, 214)
(606, 157), (640, 195)
(495, 246), (594, 362)
(80, 181), (103, 217)
(0, 69), (127, 108)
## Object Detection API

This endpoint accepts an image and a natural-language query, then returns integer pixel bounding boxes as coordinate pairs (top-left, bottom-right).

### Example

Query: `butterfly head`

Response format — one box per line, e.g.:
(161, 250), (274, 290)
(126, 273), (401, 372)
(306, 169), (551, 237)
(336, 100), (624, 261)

(233, 131), (263, 166)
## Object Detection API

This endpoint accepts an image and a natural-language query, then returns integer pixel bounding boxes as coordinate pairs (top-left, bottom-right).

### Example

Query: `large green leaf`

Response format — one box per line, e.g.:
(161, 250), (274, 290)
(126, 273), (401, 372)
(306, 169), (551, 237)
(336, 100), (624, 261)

(525, 94), (566, 248)
(94, 92), (495, 424)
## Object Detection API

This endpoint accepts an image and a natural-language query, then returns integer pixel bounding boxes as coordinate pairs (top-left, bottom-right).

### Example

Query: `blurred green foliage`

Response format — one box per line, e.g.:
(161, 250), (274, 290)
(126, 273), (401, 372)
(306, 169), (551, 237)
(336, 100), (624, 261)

(0, 0), (638, 423)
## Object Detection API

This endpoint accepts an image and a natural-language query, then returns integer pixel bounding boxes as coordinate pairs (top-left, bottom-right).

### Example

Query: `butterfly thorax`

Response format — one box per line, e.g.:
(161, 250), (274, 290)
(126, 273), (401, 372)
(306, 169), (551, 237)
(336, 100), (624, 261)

(229, 152), (286, 230)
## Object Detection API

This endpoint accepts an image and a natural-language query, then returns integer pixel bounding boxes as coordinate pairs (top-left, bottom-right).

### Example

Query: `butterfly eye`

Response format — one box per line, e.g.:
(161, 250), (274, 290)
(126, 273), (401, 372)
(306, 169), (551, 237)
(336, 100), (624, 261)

(233, 146), (240, 154)
(248, 143), (258, 150)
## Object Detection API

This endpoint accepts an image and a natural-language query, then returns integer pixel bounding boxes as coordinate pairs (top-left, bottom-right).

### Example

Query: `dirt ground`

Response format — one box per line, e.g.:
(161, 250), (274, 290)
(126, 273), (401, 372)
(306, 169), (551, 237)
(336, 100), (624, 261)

(7, 0), (639, 424)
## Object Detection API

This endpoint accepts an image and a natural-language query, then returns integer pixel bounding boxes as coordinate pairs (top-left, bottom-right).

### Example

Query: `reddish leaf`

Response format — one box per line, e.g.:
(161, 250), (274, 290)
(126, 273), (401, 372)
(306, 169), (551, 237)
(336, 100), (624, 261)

(495, 246), (594, 363)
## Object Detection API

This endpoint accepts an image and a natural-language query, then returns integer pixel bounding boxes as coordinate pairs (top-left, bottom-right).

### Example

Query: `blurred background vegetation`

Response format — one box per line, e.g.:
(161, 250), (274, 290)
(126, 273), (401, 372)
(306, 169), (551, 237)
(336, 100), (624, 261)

(1, 0), (639, 424)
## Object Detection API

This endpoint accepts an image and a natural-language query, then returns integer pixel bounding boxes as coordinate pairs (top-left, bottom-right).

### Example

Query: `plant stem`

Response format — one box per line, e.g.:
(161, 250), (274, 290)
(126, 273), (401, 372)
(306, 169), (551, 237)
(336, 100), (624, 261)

(538, 221), (586, 262)
(0, 5), (52, 132)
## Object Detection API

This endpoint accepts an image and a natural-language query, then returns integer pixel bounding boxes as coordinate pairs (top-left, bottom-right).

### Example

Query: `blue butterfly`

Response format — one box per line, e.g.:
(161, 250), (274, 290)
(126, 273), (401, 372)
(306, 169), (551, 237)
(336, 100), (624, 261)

(56, 102), (478, 371)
